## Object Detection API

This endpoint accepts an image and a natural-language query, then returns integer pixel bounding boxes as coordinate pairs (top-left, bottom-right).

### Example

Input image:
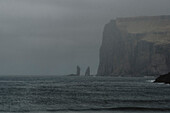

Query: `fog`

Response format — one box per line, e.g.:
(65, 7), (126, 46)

(0, 0), (170, 75)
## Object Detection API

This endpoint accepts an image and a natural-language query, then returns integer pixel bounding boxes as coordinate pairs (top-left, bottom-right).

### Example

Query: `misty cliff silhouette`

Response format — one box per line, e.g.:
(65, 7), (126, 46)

(97, 15), (170, 76)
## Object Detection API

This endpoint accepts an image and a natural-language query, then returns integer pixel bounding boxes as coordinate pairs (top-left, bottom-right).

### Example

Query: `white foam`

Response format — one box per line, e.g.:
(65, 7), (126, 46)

(146, 80), (155, 83)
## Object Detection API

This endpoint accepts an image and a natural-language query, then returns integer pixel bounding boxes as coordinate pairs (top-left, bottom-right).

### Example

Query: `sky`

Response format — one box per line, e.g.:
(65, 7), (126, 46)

(0, 0), (170, 75)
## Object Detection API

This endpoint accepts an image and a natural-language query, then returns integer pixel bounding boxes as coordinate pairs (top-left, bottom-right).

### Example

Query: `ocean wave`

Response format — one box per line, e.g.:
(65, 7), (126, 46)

(146, 80), (155, 83)
(46, 107), (170, 112)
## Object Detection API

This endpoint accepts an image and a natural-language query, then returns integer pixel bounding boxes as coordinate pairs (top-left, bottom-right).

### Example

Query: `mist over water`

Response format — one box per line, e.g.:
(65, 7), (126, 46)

(1, 0), (170, 75)
(0, 1), (170, 113)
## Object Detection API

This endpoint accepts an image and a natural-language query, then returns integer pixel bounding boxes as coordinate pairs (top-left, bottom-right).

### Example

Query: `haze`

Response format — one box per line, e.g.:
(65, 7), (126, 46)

(0, 0), (170, 75)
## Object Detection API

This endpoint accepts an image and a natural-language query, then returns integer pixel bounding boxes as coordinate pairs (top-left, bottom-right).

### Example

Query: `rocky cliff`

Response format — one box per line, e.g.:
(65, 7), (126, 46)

(97, 15), (170, 76)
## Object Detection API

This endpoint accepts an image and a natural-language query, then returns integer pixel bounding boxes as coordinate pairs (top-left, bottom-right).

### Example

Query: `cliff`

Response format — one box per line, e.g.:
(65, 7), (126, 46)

(97, 15), (170, 76)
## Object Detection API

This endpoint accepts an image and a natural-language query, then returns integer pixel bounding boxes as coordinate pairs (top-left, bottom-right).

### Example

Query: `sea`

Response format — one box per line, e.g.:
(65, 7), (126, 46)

(0, 75), (170, 113)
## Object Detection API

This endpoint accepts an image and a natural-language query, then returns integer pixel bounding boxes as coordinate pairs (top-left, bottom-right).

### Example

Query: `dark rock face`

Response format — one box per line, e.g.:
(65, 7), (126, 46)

(154, 72), (170, 84)
(76, 66), (81, 76)
(67, 66), (81, 76)
(85, 67), (90, 76)
(97, 15), (170, 76)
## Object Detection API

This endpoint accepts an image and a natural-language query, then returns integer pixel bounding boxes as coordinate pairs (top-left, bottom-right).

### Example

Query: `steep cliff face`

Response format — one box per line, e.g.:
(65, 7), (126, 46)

(97, 15), (170, 76)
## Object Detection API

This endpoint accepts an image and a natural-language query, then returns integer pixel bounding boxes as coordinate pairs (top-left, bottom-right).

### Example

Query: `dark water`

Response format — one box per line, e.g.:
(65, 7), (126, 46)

(0, 76), (170, 113)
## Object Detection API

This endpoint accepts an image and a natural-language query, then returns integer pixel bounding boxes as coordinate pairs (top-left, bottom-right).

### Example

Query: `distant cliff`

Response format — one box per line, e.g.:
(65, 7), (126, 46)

(97, 15), (170, 76)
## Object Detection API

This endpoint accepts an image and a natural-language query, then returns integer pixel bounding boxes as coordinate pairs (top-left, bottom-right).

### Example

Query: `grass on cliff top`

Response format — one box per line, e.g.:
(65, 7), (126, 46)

(142, 33), (170, 45)
(116, 19), (170, 45)
(116, 19), (170, 34)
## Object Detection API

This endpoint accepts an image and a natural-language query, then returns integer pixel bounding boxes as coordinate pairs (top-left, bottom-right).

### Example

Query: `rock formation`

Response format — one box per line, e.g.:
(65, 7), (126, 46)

(85, 67), (90, 76)
(97, 15), (170, 76)
(76, 66), (81, 76)
(68, 66), (81, 76)
(154, 72), (170, 84)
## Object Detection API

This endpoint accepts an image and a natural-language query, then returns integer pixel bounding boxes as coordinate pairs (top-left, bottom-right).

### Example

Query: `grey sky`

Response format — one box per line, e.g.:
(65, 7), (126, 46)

(0, 0), (170, 75)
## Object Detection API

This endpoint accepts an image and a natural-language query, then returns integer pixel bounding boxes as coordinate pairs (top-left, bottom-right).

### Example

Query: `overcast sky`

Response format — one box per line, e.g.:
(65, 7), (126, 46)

(0, 0), (170, 75)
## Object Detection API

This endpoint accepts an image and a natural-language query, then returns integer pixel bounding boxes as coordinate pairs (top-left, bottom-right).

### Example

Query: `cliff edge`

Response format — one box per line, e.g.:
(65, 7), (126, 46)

(97, 15), (170, 76)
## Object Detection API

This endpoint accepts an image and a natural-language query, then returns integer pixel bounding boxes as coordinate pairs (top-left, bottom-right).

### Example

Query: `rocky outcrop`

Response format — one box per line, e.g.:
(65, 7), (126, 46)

(76, 66), (81, 76)
(68, 65), (81, 76)
(97, 15), (170, 76)
(154, 72), (170, 84)
(85, 67), (90, 76)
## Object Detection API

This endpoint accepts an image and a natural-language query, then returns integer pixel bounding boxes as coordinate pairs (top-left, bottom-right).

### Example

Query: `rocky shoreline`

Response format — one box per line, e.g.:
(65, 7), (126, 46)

(154, 72), (170, 84)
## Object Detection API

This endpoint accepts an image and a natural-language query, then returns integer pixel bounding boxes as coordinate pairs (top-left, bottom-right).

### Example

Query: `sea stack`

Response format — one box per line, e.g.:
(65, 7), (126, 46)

(97, 15), (170, 77)
(85, 67), (90, 76)
(76, 65), (81, 76)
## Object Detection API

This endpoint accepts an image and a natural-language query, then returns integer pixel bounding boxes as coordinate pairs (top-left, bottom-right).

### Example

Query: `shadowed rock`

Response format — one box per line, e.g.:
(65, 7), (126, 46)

(154, 72), (170, 84)
(76, 66), (81, 76)
(85, 67), (90, 76)
(67, 65), (81, 76)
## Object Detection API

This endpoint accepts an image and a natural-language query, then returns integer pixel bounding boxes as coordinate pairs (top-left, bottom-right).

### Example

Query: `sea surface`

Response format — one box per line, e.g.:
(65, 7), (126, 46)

(0, 75), (170, 113)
